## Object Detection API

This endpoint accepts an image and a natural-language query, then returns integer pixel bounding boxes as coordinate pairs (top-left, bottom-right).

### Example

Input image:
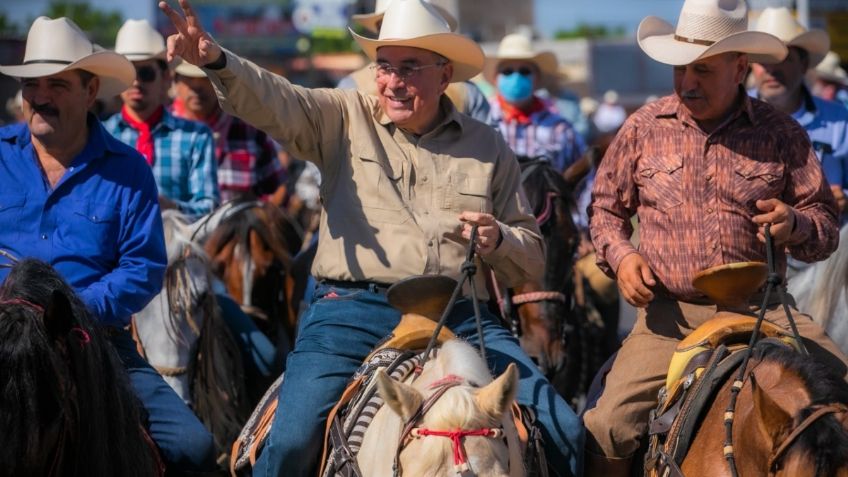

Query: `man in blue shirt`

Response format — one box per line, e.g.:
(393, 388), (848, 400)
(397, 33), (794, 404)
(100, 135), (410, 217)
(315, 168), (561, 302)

(752, 7), (848, 218)
(0, 16), (215, 472)
(105, 19), (220, 220)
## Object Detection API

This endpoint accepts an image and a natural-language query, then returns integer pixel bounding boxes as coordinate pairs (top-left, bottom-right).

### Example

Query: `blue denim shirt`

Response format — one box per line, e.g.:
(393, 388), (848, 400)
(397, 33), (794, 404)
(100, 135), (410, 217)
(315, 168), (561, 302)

(791, 89), (848, 196)
(0, 115), (166, 326)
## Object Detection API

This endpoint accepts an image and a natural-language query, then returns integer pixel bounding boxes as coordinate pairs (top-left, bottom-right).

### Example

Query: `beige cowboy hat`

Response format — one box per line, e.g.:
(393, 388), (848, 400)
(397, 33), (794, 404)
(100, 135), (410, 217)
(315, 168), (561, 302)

(483, 33), (558, 84)
(814, 51), (848, 86)
(350, 0), (484, 83)
(174, 59), (207, 78)
(0, 17), (134, 99)
(752, 7), (829, 67)
(115, 19), (167, 62)
(352, 0), (459, 34)
(637, 0), (787, 66)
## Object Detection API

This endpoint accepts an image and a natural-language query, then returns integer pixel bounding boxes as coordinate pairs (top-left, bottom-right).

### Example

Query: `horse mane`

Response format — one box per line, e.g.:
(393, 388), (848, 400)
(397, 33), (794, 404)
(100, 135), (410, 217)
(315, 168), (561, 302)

(162, 209), (206, 264)
(0, 259), (157, 477)
(758, 343), (848, 476)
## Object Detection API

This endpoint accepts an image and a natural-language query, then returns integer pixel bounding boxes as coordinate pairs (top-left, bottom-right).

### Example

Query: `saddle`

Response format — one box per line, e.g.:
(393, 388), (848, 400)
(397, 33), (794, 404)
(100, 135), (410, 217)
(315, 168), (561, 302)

(645, 314), (798, 477)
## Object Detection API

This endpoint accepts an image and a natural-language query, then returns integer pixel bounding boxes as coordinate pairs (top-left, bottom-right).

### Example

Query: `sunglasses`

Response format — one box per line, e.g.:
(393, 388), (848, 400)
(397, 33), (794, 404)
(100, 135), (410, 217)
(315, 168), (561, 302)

(499, 67), (533, 76)
(135, 65), (158, 83)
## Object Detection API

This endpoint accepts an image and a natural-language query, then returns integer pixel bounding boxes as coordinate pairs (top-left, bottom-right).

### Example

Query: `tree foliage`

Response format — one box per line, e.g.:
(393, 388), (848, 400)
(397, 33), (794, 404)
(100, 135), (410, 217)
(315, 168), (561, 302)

(554, 23), (626, 40)
(43, 1), (124, 47)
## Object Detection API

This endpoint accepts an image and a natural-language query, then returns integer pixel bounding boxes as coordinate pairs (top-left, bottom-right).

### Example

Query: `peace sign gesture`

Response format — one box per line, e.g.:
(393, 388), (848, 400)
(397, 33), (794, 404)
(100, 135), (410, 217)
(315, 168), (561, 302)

(158, 0), (222, 67)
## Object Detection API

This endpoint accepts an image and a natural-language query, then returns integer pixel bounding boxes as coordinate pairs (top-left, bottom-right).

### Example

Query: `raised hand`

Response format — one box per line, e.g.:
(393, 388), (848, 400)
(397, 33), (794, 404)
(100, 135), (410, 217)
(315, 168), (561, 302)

(158, 0), (222, 67)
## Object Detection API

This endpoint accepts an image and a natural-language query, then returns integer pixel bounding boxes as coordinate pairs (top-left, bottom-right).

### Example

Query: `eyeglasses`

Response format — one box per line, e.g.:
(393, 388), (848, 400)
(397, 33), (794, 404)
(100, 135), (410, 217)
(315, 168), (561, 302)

(135, 65), (158, 83)
(499, 67), (534, 77)
(371, 61), (447, 82)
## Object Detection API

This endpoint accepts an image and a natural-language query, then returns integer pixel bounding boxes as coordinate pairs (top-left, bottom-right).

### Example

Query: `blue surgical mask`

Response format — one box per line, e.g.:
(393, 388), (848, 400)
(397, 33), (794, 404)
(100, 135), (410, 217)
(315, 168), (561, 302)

(497, 72), (534, 103)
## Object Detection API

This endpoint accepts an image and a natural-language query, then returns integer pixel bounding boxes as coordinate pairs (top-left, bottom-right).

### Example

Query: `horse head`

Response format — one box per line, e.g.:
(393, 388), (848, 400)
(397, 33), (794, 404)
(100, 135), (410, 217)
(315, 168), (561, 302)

(0, 259), (159, 477)
(359, 340), (520, 476)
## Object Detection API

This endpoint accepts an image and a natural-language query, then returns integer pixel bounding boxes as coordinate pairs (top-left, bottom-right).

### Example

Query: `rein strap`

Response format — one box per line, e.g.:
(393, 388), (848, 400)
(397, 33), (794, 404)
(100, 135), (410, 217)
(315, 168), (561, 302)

(767, 403), (848, 472)
(410, 427), (504, 472)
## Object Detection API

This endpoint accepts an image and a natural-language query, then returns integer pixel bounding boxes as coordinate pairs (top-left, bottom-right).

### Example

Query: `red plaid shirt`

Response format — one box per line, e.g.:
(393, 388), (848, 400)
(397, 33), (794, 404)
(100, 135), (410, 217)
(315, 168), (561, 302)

(172, 99), (286, 201)
(590, 93), (839, 300)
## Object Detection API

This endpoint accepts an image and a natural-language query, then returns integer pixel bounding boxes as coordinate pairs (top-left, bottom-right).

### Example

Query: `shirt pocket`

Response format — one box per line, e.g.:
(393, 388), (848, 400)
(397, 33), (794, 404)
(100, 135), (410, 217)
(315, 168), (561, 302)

(637, 154), (684, 212)
(732, 159), (785, 211)
(0, 195), (26, 244)
(445, 173), (492, 213)
(62, 201), (120, 258)
(355, 154), (407, 224)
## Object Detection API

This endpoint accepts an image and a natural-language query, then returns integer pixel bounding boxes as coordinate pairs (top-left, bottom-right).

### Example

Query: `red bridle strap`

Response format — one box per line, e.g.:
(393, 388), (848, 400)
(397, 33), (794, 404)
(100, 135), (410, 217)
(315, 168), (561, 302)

(0, 298), (44, 313)
(410, 427), (504, 472)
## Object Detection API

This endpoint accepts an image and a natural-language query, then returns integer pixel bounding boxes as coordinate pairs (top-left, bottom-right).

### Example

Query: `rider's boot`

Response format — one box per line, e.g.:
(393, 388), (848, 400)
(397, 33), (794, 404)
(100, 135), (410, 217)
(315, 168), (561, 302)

(584, 449), (633, 477)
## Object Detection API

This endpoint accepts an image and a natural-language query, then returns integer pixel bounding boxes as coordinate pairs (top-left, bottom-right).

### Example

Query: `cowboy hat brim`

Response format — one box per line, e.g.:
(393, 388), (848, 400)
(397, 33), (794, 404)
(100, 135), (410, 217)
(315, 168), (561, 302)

(352, 4), (458, 34)
(482, 51), (558, 84)
(350, 29), (484, 82)
(0, 50), (134, 98)
(788, 30), (830, 68)
(637, 16), (787, 66)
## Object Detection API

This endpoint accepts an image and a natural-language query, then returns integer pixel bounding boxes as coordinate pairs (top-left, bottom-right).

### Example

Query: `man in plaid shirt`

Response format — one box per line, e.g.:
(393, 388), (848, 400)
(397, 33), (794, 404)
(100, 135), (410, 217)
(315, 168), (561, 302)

(104, 20), (219, 220)
(171, 60), (287, 203)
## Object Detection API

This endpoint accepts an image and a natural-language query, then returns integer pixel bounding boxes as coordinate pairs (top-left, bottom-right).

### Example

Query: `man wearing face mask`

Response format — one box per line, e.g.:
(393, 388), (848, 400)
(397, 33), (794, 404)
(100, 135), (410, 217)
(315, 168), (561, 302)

(486, 33), (585, 175)
(104, 19), (220, 220)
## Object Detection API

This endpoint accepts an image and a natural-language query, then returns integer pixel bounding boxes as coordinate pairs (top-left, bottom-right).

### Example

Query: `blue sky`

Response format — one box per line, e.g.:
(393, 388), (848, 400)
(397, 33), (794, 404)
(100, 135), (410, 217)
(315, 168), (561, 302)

(534, 0), (684, 38)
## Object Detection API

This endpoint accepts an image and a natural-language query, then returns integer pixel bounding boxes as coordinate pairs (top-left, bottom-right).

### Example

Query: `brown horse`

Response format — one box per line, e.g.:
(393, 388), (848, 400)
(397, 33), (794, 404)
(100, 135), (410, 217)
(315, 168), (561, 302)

(660, 342), (848, 476)
(203, 199), (303, 349)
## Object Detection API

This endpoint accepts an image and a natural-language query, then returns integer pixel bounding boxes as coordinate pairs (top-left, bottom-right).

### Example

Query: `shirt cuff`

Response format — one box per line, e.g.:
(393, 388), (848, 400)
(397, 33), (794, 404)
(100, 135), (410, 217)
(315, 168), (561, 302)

(787, 210), (813, 246)
(603, 240), (639, 276)
(486, 222), (517, 263)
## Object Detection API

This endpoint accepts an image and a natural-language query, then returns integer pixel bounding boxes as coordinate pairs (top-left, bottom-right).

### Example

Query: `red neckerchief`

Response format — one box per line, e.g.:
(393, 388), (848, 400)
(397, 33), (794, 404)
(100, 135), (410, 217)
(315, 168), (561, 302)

(497, 94), (545, 125)
(121, 105), (164, 166)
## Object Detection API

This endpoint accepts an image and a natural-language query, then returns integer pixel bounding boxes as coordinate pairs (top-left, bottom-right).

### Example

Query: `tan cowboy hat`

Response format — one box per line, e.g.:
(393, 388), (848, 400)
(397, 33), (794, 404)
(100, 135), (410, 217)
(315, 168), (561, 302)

(115, 19), (167, 62)
(352, 0), (459, 34)
(174, 59), (207, 78)
(0, 17), (134, 99)
(637, 0), (787, 66)
(351, 0), (484, 83)
(814, 51), (848, 86)
(752, 7), (829, 67)
(483, 33), (558, 84)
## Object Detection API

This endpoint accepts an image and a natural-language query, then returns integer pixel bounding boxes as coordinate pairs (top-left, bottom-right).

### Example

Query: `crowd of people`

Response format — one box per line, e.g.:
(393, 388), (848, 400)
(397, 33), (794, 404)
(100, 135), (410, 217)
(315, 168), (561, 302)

(1, 0), (847, 475)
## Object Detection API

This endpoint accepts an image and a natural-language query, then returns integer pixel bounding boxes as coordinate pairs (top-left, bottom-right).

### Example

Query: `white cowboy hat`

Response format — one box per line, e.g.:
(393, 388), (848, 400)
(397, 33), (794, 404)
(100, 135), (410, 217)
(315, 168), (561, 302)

(174, 59), (207, 78)
(114, 19), (167, 62)
(752, 7), (829, 67)
(0, 17), (134, 99)
(352, 0), (459, 34)
(350, 0), (484, 83)
(637, 0), (787, 66)
(814, 51), (848, 86)
(483, 33), (558, 84)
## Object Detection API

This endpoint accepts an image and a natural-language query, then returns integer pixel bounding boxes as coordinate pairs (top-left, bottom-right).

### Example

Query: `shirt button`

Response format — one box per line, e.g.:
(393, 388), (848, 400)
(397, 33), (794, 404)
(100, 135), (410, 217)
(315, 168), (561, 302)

(41, 234), (48, 240)
(422, 176), (429, 183)
(428, 240), (435, 247)
(707, 207), (714, 213)
(705, 174), (712, 182)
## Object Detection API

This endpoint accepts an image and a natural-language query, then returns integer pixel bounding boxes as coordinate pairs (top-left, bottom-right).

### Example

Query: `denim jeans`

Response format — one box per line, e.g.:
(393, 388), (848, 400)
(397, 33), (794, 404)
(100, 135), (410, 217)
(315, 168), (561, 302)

(109, 328), (217, 472)
(252, 283), (584, 477)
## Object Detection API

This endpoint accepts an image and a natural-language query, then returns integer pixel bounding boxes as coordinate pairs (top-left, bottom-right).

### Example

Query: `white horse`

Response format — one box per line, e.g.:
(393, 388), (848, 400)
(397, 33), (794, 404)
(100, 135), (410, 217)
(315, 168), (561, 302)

(358, 340), (525, 477)
(788, 224), (848, 355)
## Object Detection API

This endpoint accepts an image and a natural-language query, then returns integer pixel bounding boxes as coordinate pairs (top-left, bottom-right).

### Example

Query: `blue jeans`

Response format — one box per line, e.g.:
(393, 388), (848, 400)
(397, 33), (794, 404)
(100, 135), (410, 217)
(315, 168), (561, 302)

(252, 283), (584, 477)
(109, 329), (217, 472)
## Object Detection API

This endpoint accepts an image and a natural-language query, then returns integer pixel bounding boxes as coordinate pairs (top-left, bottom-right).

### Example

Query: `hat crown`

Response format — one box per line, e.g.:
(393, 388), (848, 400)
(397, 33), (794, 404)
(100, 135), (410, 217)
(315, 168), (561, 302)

(115, 19), (165, 59)
(496, 34), (534, 57)
(675, 0), (748, 43)
(378, 0), (451, 41)
(753, 7), (804, 42)
(23, 17), (94, 65)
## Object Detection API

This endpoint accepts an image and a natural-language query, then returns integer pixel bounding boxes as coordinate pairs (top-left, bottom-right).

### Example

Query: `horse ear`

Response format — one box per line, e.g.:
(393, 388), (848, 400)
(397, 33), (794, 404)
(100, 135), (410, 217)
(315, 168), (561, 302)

(376, 369), (423, 422)
(44, 290), (74, 340)
(476, 363), (519, 421)
(752, 374), (791, 446)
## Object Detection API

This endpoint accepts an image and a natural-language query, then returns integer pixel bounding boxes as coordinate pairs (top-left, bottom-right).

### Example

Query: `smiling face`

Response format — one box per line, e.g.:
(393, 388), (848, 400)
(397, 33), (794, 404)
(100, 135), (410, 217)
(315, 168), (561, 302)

(21, 69), (98, 147)
(673, 52), (748, 130)
(375, 46), (453, 135)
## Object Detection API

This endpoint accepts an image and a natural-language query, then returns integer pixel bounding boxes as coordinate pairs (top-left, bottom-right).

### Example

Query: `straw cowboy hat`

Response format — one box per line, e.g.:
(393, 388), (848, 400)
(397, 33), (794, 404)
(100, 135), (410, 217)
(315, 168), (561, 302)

(0, 17), (133, 99)
(483, 33), (558, 84)
(174, 59), (207, 78)
(753, 7), (829, 67)
(637, 0), (787, 66)
(814, 51), (848, 86)
(350, 0), (484, 83)
(114, 19), (167, 62)
(352, 0), (458, 34)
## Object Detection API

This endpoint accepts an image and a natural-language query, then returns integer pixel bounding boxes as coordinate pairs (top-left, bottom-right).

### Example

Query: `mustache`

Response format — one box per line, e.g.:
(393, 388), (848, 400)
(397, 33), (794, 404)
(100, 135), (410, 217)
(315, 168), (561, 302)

(31, 103), (59, 117)
(681, 90), (703, 100)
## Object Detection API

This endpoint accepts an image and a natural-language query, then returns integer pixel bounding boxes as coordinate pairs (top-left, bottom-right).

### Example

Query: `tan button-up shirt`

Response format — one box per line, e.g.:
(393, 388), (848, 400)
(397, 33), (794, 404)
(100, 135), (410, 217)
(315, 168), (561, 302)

(206, 50), (544, 292)
(590, 93), (839, 300)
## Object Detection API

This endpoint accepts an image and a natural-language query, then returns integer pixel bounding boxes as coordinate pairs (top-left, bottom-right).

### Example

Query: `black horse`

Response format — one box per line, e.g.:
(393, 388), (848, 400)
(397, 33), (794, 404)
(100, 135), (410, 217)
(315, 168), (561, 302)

(0, 259), (161, 476)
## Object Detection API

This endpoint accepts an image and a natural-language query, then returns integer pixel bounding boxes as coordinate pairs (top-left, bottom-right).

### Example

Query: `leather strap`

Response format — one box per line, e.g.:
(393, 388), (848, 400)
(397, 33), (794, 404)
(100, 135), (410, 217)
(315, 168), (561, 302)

(767, 403), (848, 472)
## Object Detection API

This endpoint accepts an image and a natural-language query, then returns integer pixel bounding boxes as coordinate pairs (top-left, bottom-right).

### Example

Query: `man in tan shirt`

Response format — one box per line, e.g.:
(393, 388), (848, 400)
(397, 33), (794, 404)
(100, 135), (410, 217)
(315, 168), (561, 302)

(161, 0), (583, 475)
(584, 0), (847, 474)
